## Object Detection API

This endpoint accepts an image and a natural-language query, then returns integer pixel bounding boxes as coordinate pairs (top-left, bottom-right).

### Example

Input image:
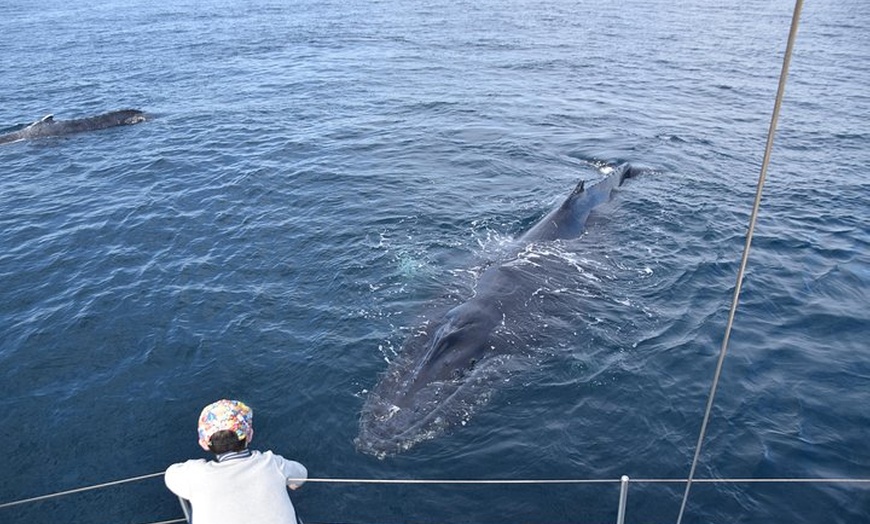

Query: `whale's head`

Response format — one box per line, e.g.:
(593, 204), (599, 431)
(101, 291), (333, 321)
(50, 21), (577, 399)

(356, 300), (508, 457)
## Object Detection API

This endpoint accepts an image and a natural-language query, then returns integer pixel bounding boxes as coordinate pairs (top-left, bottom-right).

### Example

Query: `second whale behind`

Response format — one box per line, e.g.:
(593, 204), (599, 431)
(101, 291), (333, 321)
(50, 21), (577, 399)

(0, 109), (146, 145)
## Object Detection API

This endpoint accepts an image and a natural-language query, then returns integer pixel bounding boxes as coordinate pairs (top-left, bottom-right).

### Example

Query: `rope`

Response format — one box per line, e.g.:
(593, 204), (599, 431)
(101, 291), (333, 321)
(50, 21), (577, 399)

(6, 472), (869, 510)
(675, 1), (805, 523)
(4, 472), (870, 524)
(289, 477), (618, 484)
(636, 478), (870, 484)
(0, 471), (164, 510)
(290, 477), (870, 485)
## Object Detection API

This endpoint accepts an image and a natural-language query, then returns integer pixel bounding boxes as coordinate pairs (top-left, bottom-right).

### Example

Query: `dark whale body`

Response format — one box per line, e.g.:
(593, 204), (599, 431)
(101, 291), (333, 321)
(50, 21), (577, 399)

(0, 110), (145, 145)
(356, 163), (641, 457)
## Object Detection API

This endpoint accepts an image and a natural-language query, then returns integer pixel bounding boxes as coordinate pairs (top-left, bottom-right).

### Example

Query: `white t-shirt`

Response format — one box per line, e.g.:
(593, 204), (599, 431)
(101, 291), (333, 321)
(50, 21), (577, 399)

(165, 450), (307, 524)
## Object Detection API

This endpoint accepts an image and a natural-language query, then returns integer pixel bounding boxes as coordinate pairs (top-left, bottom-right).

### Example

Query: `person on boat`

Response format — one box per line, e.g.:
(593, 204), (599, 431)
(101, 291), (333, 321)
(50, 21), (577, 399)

(164, 399), (308, 524)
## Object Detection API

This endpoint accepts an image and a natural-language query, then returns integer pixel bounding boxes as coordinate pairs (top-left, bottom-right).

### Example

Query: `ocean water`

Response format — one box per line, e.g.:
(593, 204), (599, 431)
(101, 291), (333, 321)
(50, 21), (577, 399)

(1, 0), (868, 522)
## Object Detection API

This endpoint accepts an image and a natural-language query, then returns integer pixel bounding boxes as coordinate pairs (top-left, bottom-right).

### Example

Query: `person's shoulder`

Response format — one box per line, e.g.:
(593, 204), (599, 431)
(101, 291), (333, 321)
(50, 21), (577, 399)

(165, 458), (208, 473)
(168, 458), (208, 467)
(253, 449), (286, 463)
(257, 450), (307, 480)
(254, 450), (305, 469)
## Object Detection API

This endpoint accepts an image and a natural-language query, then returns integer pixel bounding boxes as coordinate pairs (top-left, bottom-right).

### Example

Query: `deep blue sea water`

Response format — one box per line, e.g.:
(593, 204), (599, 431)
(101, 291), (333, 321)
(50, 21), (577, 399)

(1, 0), (868, 522)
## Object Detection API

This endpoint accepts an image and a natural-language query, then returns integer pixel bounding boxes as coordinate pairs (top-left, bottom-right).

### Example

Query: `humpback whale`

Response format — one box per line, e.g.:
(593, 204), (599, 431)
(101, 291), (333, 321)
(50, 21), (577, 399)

(0, 110), (146, 145)
(356, 163), (642, 457)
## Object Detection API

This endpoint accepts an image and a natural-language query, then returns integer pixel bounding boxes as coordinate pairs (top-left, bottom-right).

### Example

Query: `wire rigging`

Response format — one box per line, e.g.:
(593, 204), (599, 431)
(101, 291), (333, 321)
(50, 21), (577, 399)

(675, 1), (805, 522)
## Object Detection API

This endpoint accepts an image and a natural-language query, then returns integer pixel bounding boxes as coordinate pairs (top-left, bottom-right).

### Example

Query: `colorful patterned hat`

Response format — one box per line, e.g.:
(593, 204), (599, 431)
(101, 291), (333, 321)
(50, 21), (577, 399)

(197, 399), (254, 451)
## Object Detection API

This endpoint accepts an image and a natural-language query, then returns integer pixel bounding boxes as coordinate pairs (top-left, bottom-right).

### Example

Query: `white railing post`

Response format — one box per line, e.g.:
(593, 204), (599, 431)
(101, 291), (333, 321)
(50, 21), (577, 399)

(616, 475), (629, 524)
(178, 496), (192, 523)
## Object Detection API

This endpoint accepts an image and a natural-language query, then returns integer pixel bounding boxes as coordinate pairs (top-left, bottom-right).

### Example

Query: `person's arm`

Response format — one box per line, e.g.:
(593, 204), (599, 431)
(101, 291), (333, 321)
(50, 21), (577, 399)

(164, 460), (203, 499)
(273, 454), (308, 490)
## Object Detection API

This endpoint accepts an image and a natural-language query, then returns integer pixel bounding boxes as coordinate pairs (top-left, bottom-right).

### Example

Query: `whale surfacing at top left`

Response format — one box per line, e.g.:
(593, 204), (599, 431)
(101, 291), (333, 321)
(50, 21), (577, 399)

(0, 109), (146, 145)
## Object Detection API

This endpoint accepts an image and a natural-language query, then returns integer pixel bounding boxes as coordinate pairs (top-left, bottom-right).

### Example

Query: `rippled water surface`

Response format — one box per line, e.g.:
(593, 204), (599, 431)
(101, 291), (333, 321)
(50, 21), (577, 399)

(1, 0), (868, 522)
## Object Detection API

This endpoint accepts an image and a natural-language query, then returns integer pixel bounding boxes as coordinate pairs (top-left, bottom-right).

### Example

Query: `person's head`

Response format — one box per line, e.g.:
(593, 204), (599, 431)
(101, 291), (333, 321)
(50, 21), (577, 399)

(197, 399), (254, 453)
(207, 429), (248, 454)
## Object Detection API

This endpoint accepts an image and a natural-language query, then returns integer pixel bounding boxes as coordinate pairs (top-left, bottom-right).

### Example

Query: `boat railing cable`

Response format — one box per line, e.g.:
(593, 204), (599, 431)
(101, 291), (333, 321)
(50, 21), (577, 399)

(675, 0), (804, 523)
(0, 471), (164, 510)
(3, 473), (870, 524)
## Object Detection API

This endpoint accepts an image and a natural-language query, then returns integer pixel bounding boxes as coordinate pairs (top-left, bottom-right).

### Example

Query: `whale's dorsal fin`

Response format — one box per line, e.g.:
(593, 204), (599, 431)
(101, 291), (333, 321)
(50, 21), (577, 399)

(24, 114), (54, 130)
(559, 180), (585, 209)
